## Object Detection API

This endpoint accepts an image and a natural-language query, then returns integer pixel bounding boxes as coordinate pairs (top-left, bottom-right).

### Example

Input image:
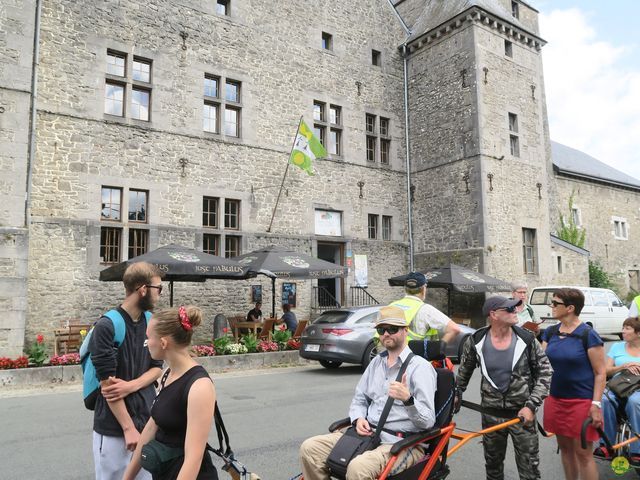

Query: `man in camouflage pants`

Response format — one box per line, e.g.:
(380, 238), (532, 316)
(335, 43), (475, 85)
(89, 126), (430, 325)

(456, 296), (553, 480)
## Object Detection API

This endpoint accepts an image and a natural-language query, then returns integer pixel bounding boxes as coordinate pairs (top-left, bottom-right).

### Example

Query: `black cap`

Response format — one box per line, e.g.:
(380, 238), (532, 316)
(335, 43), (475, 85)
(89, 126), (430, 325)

(405, 272), (427, 289)
(482, 296), (522, 317)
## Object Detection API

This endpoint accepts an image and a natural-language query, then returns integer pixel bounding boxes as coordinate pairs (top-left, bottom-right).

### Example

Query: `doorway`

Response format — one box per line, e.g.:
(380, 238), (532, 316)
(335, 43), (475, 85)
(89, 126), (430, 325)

(317, 242), (344, 306)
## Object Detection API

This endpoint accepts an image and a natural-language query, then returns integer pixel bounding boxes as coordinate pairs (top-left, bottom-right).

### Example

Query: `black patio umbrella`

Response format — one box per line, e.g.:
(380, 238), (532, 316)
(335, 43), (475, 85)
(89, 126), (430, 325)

(232, 246), (348, 317)
(388, 263), (512, 314)
(99, 244), (266, 306)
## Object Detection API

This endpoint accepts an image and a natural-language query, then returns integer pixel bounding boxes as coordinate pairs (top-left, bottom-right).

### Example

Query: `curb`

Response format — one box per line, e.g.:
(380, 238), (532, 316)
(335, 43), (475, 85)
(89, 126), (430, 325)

(0, 351), (309, 388)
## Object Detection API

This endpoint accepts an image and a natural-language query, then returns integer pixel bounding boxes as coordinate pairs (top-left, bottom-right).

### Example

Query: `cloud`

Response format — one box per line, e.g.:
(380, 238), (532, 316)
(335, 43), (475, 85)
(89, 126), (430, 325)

(540, 9), (640, 181)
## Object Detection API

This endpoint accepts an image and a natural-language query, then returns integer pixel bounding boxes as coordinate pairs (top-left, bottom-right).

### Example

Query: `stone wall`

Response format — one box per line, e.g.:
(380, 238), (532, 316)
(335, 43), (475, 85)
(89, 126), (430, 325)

(554, 176), (640, 296)
(549, 239), (590, 287)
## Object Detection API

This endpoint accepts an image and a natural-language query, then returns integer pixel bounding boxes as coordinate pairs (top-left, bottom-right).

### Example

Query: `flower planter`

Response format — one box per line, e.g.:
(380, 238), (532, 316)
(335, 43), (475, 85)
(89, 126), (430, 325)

(0, 351), (308, 390)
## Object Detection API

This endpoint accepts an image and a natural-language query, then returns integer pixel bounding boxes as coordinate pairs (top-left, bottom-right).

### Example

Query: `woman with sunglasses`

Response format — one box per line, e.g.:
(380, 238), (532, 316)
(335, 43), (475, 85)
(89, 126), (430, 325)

(540, 288), (606, 480)
(124, 306), (218, 480)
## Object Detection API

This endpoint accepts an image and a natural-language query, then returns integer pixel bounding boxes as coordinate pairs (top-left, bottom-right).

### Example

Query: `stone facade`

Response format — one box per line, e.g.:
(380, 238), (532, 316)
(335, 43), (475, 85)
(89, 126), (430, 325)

(2, 0), (638, 356)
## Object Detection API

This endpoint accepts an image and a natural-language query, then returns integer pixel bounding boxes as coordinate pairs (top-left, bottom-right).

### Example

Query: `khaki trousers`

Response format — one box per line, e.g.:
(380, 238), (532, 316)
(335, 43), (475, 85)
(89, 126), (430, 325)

(299, 430), (426, 480)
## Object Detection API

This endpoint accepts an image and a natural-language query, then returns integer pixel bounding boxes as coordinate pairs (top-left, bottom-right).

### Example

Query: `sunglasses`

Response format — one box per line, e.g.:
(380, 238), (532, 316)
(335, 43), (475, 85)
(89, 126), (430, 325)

(376, 326), (402, 335)
(550, 300), (565, 307)
(495, 305), (517, 314)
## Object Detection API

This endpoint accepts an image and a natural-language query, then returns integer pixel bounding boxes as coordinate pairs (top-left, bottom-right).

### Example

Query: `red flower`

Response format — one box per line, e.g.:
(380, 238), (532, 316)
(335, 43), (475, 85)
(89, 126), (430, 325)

(222, 327), (229, 334)
(279, 324), (286, 331)
(36, 334), (44, 344)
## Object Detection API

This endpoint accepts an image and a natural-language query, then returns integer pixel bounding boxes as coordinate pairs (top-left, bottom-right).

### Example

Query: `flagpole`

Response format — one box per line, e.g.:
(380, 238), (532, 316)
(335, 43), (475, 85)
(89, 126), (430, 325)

(267, 116), (303, 233)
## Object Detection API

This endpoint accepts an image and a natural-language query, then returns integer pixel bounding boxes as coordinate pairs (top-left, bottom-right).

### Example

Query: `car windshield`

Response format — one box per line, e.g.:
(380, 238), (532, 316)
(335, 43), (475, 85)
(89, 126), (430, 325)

(312, 311), (352, 324)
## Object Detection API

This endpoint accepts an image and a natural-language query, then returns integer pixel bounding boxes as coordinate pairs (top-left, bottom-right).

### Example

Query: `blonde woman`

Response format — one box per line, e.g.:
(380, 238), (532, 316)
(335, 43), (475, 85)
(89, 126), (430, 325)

(124, 306), (217, 480)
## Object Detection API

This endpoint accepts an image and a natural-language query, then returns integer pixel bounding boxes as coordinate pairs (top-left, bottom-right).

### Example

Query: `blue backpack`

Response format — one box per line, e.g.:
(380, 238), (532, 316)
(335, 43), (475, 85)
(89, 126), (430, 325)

(80, 310), (151, 410)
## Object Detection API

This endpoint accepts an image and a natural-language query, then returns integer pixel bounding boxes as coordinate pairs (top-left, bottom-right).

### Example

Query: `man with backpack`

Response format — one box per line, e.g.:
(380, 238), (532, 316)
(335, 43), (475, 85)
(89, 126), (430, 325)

(88, 262), (164, 480)
(455, 296), (553, 480)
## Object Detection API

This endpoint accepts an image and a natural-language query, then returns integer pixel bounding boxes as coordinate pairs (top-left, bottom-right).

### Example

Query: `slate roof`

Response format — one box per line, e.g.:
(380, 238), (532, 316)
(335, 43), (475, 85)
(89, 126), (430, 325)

(551, 141), (640, 190)
(407, 0), (534, 42)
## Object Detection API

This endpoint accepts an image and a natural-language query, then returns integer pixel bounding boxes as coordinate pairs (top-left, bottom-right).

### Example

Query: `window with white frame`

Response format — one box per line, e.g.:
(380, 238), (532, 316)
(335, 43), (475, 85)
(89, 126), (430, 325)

(203, 74), (241, 137)
(313, 101), (342, 156)
(105, 50), (153, 121)
(571, 207), (582, 227)
(613, 217), (629, 240)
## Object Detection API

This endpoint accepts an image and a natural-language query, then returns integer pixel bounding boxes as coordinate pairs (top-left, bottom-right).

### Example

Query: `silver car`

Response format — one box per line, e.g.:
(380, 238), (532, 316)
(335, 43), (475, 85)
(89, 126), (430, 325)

(299, 306), (475, 369)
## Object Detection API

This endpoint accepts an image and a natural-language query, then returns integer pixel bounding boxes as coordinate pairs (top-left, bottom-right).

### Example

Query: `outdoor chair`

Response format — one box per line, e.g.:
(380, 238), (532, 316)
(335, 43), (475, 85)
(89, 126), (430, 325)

(258, 318), (277, 341)
(292, 320), (308, 340)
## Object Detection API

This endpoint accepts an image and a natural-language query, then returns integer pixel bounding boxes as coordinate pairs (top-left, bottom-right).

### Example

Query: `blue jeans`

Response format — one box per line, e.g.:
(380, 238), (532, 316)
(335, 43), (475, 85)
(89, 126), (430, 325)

(601, 390), (640, 454)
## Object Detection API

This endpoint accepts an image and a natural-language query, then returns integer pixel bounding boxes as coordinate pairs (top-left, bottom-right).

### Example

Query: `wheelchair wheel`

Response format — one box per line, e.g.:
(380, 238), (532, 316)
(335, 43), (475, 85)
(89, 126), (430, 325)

(618, 422), (632, 460)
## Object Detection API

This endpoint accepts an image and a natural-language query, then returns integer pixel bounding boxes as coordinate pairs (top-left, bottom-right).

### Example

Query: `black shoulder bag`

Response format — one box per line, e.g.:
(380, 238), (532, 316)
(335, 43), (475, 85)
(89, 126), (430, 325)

(326, 353), (414, 480)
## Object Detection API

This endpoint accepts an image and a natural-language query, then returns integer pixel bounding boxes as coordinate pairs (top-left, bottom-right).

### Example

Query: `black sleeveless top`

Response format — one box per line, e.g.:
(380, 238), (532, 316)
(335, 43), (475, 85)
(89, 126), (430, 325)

(150, 365), (218, 480)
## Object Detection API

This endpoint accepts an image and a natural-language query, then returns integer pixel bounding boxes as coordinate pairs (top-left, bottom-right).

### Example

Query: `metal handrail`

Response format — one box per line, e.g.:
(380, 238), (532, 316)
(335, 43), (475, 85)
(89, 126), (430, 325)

(312, 286), (341, 310)
(350, 286), (380, 306)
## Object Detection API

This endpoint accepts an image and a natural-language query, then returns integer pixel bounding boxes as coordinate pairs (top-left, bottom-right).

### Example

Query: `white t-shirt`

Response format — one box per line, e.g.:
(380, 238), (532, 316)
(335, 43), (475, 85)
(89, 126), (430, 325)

(630, 298), (639, 317)
(411, 300), (451, 335)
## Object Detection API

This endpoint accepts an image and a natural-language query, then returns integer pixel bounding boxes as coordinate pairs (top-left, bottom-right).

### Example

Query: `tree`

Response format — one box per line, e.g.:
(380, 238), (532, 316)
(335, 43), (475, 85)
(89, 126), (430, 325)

(557, 190), (586, 248)
(589, 261), (615, 289)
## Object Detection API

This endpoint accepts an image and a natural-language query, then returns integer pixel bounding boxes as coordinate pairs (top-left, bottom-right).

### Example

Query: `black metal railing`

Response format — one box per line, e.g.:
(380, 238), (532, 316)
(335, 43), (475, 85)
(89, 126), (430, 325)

(312, 286), (341, 311)
(350, 286), (380, 307)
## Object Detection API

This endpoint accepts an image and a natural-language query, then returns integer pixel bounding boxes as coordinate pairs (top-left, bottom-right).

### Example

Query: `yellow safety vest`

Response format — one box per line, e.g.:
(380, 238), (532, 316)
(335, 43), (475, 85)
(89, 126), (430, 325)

(388, 296), (440, 341)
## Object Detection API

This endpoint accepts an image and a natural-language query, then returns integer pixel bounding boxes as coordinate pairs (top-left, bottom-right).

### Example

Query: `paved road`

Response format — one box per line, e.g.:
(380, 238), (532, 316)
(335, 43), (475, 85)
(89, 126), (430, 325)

(0, 356), (637, 479)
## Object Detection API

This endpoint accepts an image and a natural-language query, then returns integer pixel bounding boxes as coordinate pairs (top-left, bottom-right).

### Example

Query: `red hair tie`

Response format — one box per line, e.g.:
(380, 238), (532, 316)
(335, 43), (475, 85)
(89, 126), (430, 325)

(178, 306), (192, 331)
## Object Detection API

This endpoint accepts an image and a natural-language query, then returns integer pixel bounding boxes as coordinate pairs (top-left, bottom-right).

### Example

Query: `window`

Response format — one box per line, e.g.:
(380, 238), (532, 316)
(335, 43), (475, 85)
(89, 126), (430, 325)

(107, 52), (125, 76)
(128, 228), (148, 258)
(132, 58), (151, 82)
(128, 189), (147, 222)
(101, 187), (122, 220)
(511, 1), (519, 19)
(508, 112), (519, 157)
(314, 209), (342, 236)
(105, 50), (153, 120)
(203, 196), (219, 228)
(100, 227), (122, 263)
(131, 88), (150, 121)
(203, 234), (220, 255)
(372, 49), (381, 66)
(365, 114), (391, 164)
(313, 101), (342, 156)
(225, 235), (241, 258)
(505, 40), (513, 58)
(216, 0), (230, 15)
(321, 32), (333, 51)
(382, 215), (392, 240)
(613, 217), (629, 240)
(522, 228), (537, 274)
(557, 256), (563, 274)
(105, 82), (125, 116)
(368, 214), (378, 240)
(571, 207), (582, 227)
(203, 74), (241, 137)
(224, 199), (240, 229)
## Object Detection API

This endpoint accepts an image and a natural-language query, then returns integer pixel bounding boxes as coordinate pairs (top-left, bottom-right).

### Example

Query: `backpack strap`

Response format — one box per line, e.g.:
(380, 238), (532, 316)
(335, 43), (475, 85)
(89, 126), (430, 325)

(546, 323), (589, 351)
(104, 310), (127, 346)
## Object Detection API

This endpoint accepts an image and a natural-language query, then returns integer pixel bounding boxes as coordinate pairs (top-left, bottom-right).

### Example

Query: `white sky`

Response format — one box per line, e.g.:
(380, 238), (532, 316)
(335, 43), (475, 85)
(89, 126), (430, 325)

(530, 1), (640, 180)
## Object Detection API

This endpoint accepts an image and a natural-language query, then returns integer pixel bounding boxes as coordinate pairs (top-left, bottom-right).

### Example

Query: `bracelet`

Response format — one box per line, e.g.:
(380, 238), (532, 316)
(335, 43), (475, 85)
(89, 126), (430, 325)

(591, 400), (602, 408)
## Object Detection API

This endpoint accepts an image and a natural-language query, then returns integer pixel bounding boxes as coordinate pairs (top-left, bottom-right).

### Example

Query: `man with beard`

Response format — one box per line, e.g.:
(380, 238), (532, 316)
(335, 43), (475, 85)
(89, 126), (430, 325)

(299, 305), (437, 479)
(89, 262), (164, 480)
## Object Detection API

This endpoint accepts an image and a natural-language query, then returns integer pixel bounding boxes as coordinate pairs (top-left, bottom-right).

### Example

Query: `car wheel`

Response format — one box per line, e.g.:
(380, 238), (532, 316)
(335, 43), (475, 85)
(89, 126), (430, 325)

(361, 342), (378, 371)
(319, 360), (342, 369)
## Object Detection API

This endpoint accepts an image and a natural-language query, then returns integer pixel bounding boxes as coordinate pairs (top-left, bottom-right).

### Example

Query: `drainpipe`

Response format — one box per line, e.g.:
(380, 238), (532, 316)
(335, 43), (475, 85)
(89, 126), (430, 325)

(25, 0), (43, 226)
(385, 0), (414, 271)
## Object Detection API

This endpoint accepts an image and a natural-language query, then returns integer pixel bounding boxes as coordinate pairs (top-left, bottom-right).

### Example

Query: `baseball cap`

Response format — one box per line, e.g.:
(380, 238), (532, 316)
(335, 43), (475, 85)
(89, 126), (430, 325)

(405, 272), (427, 289)
(375, 305), (407, 327)
(482, 296), (522, 317)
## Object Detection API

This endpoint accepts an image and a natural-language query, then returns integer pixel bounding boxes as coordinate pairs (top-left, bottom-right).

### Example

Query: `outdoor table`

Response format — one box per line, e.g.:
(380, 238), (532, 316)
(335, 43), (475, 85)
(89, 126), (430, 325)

(233, 321), (262, 339)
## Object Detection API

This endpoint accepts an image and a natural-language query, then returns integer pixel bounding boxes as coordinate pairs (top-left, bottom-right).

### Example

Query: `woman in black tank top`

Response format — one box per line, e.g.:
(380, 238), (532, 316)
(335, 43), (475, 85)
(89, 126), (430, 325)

(124, 306), (218, 480)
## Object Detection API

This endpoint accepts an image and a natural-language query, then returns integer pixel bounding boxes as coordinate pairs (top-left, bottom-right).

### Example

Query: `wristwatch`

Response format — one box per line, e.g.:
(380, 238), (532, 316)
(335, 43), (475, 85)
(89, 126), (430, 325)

(403, 395), (415, 406)
(592, 400), (602, 409)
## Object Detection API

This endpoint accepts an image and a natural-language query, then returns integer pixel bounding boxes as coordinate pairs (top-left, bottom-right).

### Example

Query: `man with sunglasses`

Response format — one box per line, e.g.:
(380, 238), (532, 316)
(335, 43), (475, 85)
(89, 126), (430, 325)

(88, 262), (165, 480)
(456, 296), (552, 480)
(300, 305), (437, 479)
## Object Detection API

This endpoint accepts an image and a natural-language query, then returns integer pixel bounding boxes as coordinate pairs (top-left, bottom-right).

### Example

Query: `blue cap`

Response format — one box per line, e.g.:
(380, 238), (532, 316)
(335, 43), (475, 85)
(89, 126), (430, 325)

(405, 272), (427, 289)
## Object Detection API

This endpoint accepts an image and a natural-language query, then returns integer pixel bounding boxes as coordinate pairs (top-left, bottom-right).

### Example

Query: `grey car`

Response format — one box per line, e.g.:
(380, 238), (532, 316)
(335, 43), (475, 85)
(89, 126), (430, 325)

(299, 305), (475, 369)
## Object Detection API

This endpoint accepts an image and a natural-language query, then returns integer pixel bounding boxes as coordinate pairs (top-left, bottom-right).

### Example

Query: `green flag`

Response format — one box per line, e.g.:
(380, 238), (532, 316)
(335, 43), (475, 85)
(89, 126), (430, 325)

(289, 119), (327, 175)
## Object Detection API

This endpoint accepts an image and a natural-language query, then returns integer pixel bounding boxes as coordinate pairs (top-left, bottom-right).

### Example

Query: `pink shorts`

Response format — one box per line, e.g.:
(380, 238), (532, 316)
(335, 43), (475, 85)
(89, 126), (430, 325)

(543, 395), (600, 441)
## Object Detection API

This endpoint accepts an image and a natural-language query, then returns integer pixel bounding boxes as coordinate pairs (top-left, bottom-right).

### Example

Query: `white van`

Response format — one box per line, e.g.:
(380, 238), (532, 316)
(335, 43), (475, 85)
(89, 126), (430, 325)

(529, 286), (629, 336)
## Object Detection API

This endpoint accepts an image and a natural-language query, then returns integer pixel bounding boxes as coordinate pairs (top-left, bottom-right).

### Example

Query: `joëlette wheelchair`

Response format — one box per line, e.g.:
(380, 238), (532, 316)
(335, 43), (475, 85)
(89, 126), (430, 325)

(300, 340), (457, 480)
(583, 391), (640, 476)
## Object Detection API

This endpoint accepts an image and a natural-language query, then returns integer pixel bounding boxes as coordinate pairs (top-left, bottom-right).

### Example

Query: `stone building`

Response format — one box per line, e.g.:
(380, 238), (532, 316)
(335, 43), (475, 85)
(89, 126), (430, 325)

(0, 0), (637, 356)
